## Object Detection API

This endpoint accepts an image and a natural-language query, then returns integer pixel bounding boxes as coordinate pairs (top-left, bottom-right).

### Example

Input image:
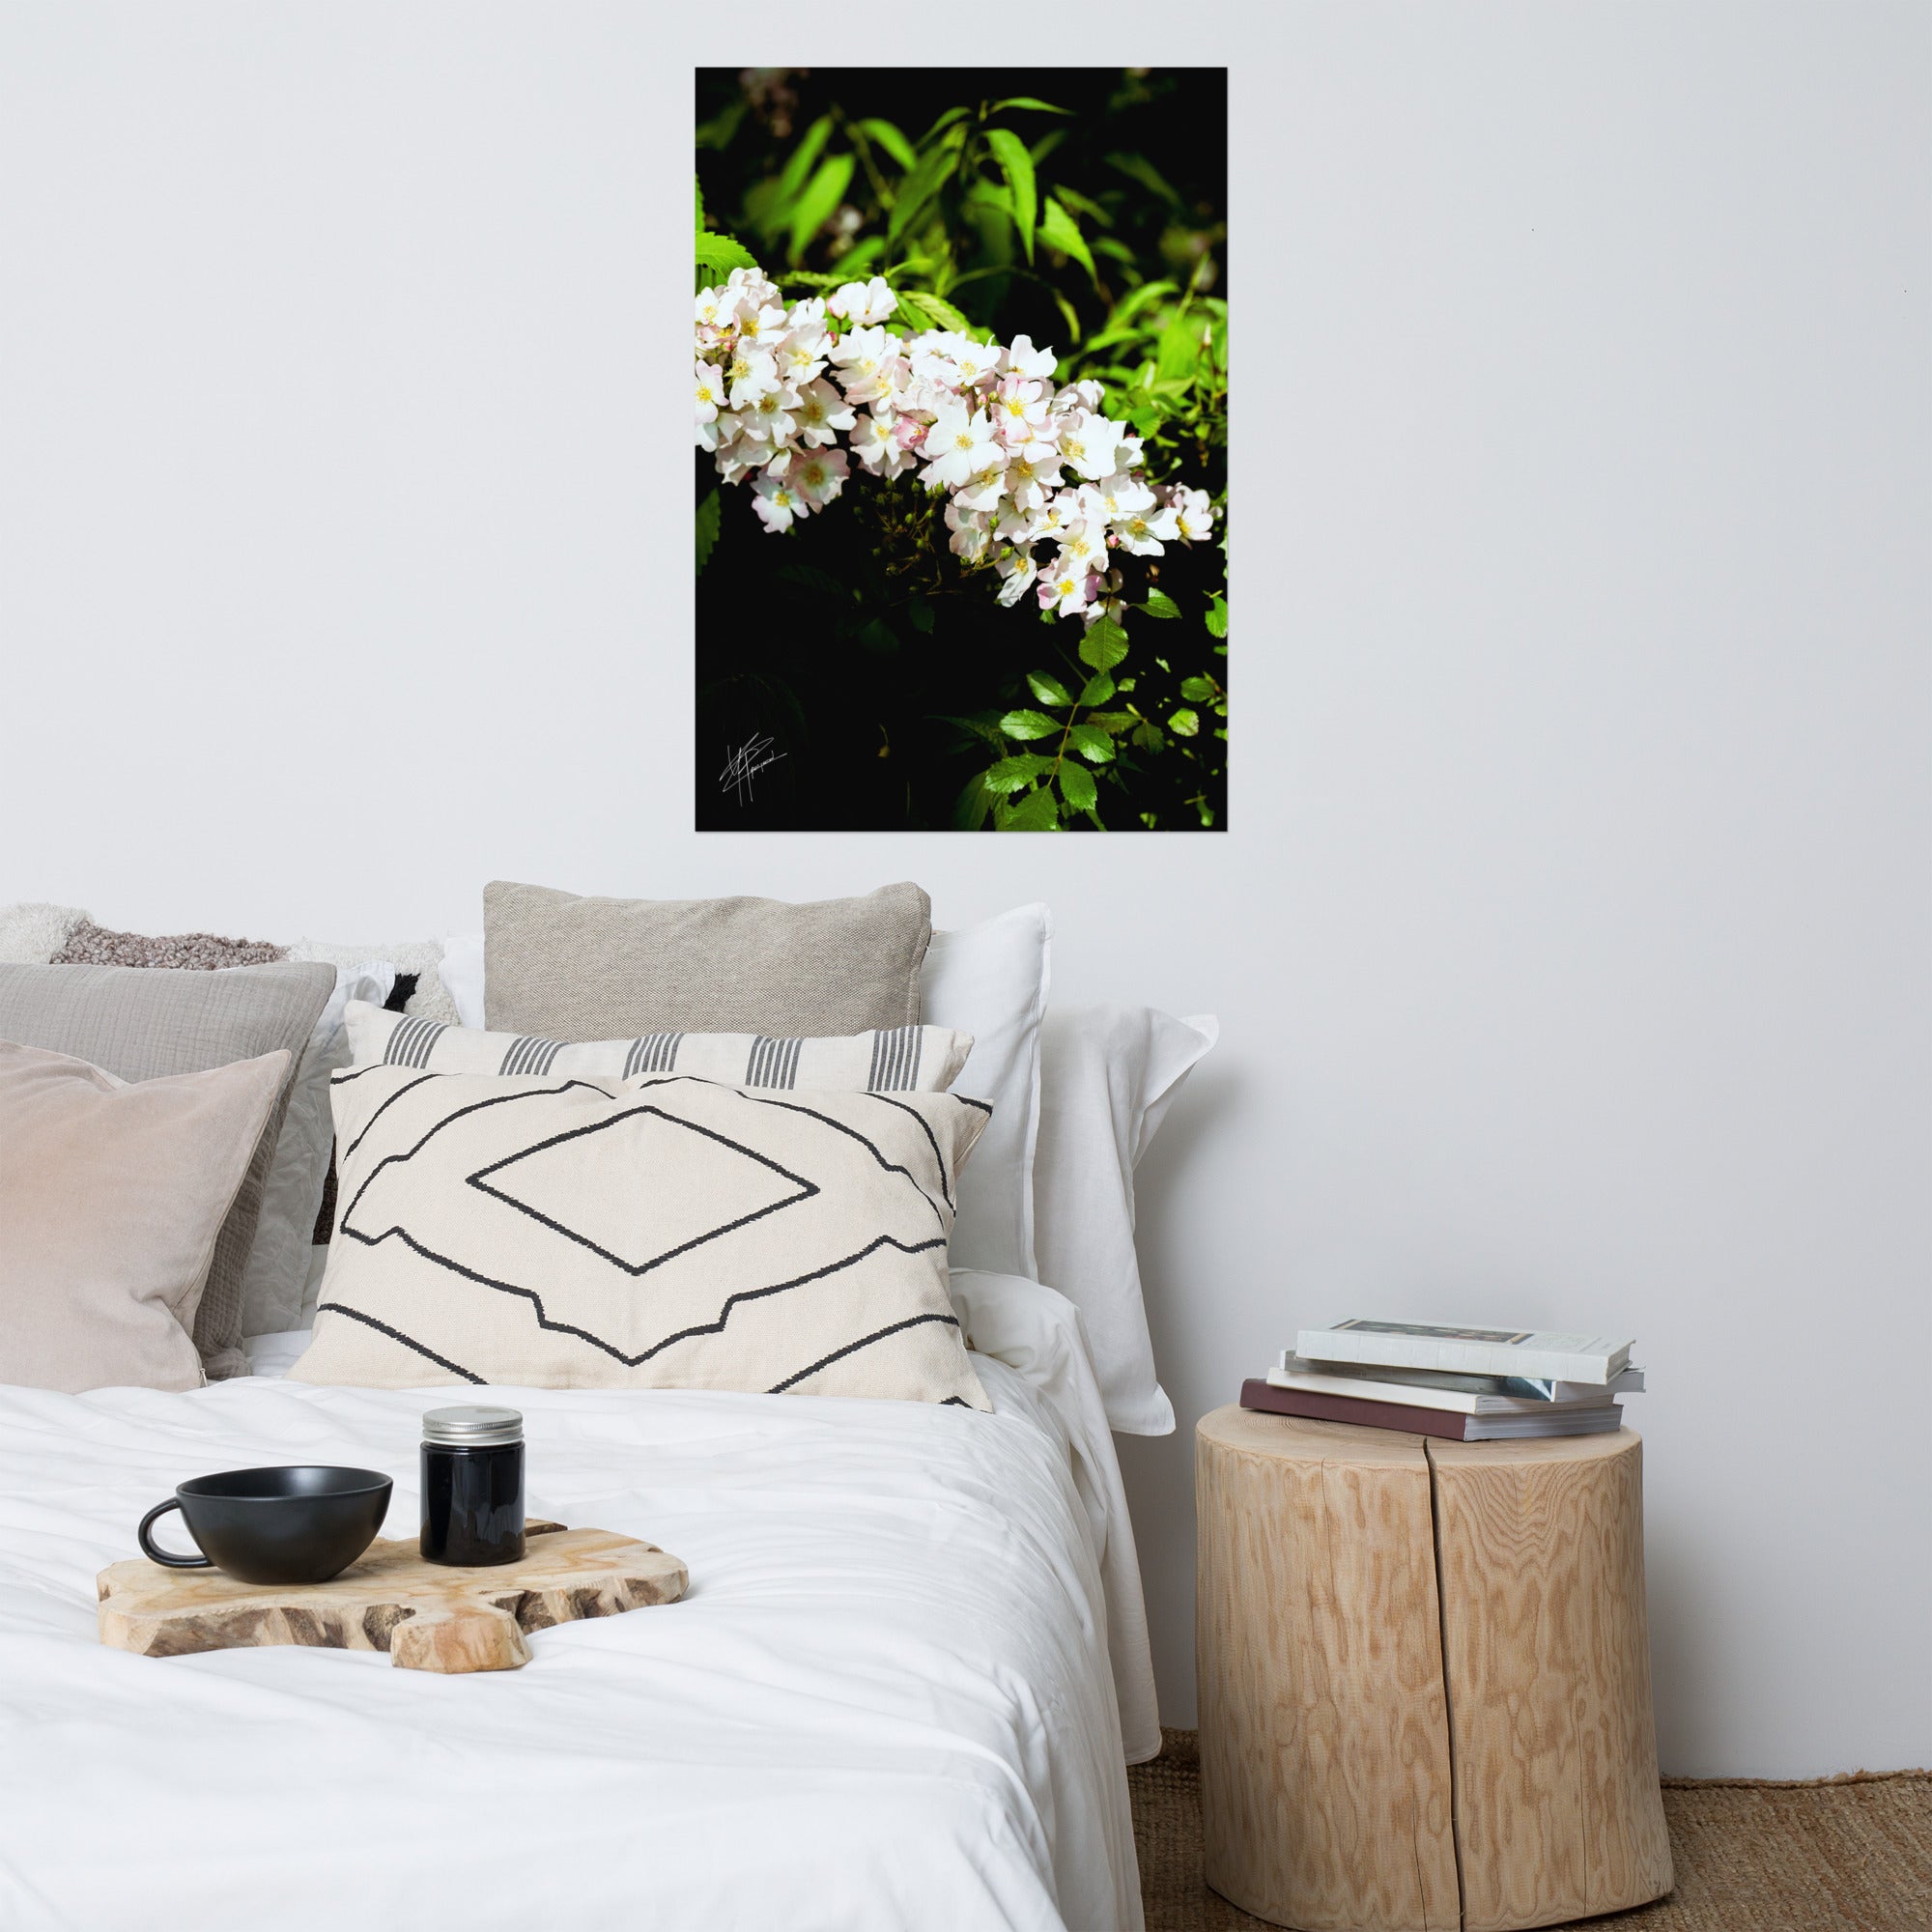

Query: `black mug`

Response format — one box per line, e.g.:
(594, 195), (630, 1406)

(138, 1466), (392, 1585)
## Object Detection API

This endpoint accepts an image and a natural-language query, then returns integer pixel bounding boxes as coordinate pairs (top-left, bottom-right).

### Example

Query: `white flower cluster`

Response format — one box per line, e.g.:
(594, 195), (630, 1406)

(696, 265), (1215, 624)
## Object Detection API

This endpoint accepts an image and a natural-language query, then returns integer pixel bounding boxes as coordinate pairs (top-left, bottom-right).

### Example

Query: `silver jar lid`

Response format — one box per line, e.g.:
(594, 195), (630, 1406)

(422, 1405), (523, 1447)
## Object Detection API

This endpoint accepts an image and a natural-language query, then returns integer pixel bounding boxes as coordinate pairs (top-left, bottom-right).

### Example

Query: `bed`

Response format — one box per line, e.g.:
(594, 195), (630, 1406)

(0, 1269), (1153, 1932)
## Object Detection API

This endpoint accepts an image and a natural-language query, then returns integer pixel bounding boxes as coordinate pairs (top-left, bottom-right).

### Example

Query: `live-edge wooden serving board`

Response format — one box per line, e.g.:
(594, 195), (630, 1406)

(98, 1523), (688, 1673)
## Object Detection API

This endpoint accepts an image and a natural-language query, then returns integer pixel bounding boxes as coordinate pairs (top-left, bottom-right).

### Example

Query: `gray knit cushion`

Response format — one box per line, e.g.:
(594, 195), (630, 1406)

(483, 881), (931, 1040)
(0, 960), (334, 1378)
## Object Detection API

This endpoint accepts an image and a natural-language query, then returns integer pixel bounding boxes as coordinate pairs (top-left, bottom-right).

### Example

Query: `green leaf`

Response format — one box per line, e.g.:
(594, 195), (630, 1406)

(787, 153), (856, 265)
(855, 117), (917, 171)
(1132, 721), (1166, 753)
(1065, 724), (1116, 764)
(989, 96), (1072, 115)
(952, 772), (995, 831)
(892, 290), (937, 329)
(694, 175), (705, 230)
(1104, 151), (1182, 208)
(695, 490), (720, 576)
(1205, 594), (1229, 639)
(1051, 289), (1082, 346)
(779, 562), (849, 598)
(695, 231), (758, 277)
(983, 128), (1037, 263)
(1000, 785), (1061, 831)
(1109, 278), (1179, 327)
(1156, 311), (1202, 384)
(1058, 762), (1098, 812)
(856, 617), (897, 655)
(981, 753), (1053, 794)
(906, 596), (935, 635)
(1050, 184), (1112, 227)
(1038, 195), (1096, 286)
(1078, 617), (1129, 671)
(1077, 670), (1115, 705)
(1026, 669), (1072, 706)
(1142, 590), (1181, 620)
(919, 105), (972, 144)
(1169, 707), (1201, 738)
(999, 708), (1061, 741)
(1179, 675), (1217, 702)
(773, 117), (836, 211)
(889, 128), (965, 246)
(909, 289), (973, 333)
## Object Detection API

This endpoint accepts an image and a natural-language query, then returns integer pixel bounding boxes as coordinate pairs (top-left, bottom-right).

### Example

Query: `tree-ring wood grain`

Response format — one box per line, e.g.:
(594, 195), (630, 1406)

(97, 1525), (687, 1673)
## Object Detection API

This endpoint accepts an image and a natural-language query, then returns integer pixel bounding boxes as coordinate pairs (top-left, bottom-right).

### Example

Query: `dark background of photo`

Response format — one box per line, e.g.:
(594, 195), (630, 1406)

(696, 67), (1228, 832)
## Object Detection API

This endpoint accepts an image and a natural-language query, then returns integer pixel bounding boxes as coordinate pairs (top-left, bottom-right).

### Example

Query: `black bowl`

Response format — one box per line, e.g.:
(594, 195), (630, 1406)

(138, 1466), (392, 1585)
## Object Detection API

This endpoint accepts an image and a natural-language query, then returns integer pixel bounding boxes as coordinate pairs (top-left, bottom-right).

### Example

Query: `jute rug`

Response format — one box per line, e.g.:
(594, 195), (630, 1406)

(1128, 1730), (1931, 1932)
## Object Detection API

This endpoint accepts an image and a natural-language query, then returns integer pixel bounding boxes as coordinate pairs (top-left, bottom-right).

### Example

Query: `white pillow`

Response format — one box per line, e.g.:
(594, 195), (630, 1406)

(238, 962), (394, 1338)
(1032, 1005), (1217, 1435)
(439, 929), (486, 1028)
(920, 905), (1052, 1282)
(286, 937), (459, 1024)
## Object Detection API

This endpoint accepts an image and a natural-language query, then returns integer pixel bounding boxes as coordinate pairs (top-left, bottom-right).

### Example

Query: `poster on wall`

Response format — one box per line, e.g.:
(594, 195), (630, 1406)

(695, 68), (1228, 832)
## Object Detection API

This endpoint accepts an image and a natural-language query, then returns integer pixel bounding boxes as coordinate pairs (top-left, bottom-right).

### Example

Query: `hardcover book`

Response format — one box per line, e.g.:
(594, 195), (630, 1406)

(1239, 1378), (1626, 1441)
(1294, 1320), (1634, 1385)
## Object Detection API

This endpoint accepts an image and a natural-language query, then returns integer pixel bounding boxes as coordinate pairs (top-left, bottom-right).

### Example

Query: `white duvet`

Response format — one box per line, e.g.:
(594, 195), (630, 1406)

(0, 1272), (1151, 1932)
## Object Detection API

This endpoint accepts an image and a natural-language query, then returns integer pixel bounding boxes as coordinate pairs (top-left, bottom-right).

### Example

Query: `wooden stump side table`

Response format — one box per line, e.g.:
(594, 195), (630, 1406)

(1195, 1406), (1672, 1932)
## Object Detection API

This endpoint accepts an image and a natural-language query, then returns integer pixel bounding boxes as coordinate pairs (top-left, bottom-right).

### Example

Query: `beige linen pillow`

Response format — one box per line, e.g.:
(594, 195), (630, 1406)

(289, 1065), (990, 1406)
(0, 960), (334, 1378)
(483, 881), (931, 1039)
(0, 1041), (291, 1393)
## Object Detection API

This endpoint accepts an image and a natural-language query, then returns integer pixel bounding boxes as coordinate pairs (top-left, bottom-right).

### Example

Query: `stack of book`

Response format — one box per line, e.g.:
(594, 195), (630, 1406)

(1240, 1320), (1643, 1441)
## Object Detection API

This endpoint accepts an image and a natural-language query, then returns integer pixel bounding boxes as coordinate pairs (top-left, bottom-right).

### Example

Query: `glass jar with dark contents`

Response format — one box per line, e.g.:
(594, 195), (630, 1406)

(420, 1406), (525, 1567)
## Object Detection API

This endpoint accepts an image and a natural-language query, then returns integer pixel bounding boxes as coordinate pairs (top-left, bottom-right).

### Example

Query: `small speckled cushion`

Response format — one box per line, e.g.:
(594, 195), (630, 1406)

(51, 920), (286, 971)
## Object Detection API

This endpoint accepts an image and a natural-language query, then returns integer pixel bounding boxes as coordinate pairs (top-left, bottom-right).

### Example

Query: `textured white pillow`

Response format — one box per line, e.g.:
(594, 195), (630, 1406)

(438, 929), (486, 1028)
(289, 1067), (991, 1405)
(286, 936), (460, 1024)
(921, 905), (1051, 1281)
(1032, 1005), (1217, 1435)
(238, 963), (394, 1338)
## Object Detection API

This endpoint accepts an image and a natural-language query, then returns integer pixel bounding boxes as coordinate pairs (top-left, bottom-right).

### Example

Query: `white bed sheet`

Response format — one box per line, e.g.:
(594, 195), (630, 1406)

(0, 1293), (1149, 1932)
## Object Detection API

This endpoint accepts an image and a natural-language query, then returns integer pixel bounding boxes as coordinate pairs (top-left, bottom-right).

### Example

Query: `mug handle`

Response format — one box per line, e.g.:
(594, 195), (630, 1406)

(138, 1497), (213, 1569)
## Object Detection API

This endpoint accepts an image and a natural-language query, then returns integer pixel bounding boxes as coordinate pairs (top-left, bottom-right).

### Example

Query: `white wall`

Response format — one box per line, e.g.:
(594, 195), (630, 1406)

(2, 4), (1925, 1776)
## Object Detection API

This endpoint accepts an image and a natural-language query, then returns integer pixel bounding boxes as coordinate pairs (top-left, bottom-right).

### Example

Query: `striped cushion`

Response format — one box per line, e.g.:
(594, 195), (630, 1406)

(344, 1003), (974, 1094)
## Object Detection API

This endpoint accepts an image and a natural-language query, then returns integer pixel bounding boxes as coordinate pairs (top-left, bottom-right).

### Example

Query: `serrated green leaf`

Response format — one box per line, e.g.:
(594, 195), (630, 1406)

(1000, 785), (1061, 831)
(1077, 670), (1115, 705)
(1078, 617), (1129, 671)
(891, 291), (935, 329)
(695, 231), (758, 276)
(856, 117), (917, 171)
(856, 617), (897, 655)
(1132, 721), (1166, 753)
(983, 128), (1037, 263)
(1081, 710), (1136, 732)
(989, 97), (1072, 115)
(999, 708), (1061, 741)
(1039, 195), (1096, 286)
(1206, 594), (1229, 639)
(1179, 675), (1217, 702)
(695, 490), (720, 576)
(1065, 724), (1116, 764)
(1058, 762), (1098, 812)
(952, 772), (995, 831)
(1169, 707), (1201, 737)
(788, 153), (856, 265)
(981, 753), (1053, 794)
(1027, 670), (1072, 707)
(1142, 590), (1181, 620)
(909, 290), (973, 333)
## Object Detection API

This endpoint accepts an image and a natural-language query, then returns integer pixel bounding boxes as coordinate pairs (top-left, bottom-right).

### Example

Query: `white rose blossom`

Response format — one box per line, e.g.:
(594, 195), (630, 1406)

(696, 266), (1217, 624)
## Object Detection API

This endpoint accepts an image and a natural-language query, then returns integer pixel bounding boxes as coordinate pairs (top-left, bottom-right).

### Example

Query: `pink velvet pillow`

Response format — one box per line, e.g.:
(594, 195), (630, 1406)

(0, 1040), (290, 1392)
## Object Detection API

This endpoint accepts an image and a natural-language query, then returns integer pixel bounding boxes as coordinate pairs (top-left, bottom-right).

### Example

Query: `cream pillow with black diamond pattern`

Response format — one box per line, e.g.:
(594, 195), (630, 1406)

(286, 1065), (992, 1406)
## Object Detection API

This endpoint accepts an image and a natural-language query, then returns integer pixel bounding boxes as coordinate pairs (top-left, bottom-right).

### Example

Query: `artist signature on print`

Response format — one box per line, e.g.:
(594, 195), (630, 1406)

(720, 733), (786, 806)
